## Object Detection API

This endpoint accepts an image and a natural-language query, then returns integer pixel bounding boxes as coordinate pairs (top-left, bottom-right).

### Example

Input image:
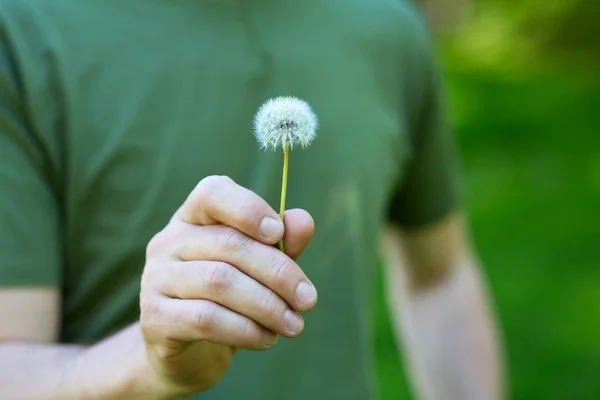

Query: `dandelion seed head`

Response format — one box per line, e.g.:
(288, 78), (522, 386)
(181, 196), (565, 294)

(253, 96), (318, 151)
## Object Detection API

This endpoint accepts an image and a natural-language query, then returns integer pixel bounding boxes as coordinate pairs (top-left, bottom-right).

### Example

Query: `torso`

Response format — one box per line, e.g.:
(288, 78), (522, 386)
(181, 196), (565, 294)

(1, 1), (430, 398)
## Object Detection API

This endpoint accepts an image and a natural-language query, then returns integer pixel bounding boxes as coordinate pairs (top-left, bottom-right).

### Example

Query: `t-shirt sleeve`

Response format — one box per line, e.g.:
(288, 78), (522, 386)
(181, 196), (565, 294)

(387, 35), (462, 227)
(0, 35), (62, 286)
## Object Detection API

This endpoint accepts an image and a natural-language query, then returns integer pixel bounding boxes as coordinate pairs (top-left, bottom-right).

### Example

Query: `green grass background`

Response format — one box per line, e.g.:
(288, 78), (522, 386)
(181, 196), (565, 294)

(373, 39), (600, 399)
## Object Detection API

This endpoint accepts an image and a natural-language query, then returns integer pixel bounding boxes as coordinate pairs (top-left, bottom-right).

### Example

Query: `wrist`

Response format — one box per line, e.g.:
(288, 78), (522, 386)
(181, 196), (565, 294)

(82, 323), (185, 400)
(124, 324), (188, 400)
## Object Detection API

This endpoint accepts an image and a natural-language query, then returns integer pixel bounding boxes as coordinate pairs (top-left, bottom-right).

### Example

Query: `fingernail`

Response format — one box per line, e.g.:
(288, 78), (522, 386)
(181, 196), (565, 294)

(263, 331), (278, 348)
(259, 217), (284, 241)
(284, 310), (304, 335)
(296, 282), (318, 308)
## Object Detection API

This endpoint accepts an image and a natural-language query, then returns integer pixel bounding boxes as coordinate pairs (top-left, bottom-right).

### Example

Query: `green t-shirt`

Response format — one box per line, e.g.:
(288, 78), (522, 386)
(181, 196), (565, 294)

(0, 0), (459, 398)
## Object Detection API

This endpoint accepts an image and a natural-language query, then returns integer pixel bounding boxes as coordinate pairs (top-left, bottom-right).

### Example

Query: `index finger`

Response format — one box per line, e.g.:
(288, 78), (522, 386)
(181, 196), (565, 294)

(175, 175), (284, 245)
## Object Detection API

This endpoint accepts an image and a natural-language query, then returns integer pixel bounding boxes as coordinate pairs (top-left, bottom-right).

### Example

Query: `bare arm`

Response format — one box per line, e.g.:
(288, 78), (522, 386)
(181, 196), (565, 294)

(381, 212), (505, 400)
(0, 288), (169, 400)
(0, 176), (317, 400)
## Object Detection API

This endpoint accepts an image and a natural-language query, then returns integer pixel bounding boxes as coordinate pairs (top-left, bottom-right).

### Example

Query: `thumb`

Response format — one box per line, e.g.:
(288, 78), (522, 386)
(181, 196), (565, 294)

(281, 209), (315, 260)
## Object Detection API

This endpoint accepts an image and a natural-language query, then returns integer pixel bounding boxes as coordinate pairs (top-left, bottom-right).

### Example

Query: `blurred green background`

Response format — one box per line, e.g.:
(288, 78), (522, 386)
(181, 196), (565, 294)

(374, 0), (600, 398)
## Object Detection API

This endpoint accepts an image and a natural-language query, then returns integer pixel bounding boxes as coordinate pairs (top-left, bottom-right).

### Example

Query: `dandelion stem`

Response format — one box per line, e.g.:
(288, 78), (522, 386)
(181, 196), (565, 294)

(278, 144), (289, 253)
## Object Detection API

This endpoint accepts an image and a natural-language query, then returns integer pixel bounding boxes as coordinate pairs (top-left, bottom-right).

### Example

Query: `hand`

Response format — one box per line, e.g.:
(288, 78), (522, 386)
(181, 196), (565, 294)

(139, 175), (317, 396)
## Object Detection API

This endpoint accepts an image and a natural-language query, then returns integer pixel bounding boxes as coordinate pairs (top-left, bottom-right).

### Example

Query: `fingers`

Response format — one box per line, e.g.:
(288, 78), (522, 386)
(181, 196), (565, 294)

(143, 175), (318, 354)
(160, 261), (305, 337)
(176, 176), (284, 245)
(282, 209), (315, 260)
(171, 176), (315, 259)
(170, 224), (318, 312)
(143, 297), (278, 351)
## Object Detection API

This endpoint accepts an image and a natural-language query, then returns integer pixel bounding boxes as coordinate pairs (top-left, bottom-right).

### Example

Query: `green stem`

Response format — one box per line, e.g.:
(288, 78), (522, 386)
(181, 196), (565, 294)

(278, 145), (289, 253)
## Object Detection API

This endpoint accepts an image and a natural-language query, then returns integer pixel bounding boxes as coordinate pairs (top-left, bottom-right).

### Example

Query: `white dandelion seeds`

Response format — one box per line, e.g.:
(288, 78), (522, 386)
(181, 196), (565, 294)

(253, 96), (318, 253)
(253, 96), (318, 152)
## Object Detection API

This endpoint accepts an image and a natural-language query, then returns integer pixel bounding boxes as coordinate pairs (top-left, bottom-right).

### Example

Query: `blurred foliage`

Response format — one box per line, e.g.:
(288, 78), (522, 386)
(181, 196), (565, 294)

(471, 0), (600, 56)
(421, 0), (600, 69)
(374, 1), (600, 399)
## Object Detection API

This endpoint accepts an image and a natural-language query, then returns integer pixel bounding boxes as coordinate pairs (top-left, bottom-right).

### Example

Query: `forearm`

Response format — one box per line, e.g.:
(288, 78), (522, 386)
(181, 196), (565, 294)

(385, 259), (504, 400)
(0, 323), (176, 400)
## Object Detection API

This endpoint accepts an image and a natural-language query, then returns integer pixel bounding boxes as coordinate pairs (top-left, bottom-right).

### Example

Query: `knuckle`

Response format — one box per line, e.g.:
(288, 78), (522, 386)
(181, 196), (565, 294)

(241, 318), (256, 344)
(141, 261), (166, 289)
(258, 290), (280, 323)
(267, 256), (295, 287)
(201, 175), (232, 187)
(196, 175), (231, 201)
(205, 262), (235, 296)
(139, 299), (161, 331)
(146, 223), (187, 260)
(146, 229), (169, 257)
(193, 178), (216, 210)
(195, 301), (219, 335)
(221, 227), (253, 255)
(140, 265), (157, 289)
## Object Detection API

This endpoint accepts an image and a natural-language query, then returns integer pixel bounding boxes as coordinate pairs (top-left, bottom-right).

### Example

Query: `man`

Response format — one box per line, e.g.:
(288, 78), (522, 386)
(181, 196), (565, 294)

(0, 0), (503, 399)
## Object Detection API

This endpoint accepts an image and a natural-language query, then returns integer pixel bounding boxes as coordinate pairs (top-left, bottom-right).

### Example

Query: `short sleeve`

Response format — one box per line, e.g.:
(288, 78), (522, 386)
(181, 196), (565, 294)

(388, 38), (461, 227)
(0, 33), (62, 286)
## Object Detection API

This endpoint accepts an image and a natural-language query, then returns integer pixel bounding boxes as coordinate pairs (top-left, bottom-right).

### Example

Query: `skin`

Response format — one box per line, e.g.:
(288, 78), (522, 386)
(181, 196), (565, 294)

(0, 176), (503, 399)
(382, 216), (504, 400)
